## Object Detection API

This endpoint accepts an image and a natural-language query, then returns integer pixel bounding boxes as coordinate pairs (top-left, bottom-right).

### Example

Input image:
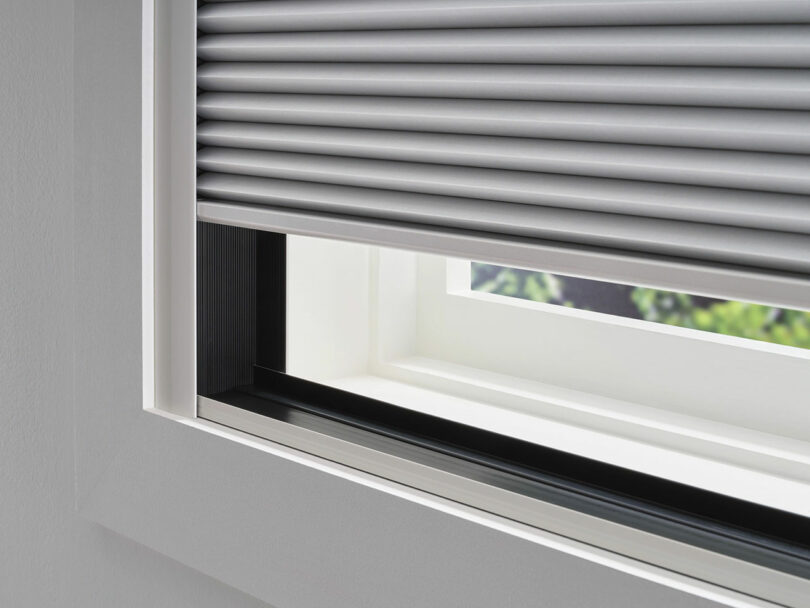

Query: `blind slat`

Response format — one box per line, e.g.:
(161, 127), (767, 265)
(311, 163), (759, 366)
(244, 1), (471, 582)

(198, 200), (810, 313)
(197, 147), (810, 233)
(198, 93), (810, 154)
(198, 1), (810, 32)
(197, 172), (810, 274)
(197, 122), (810, 195)
(197, 64), (810, 110)
(197, 27), (810, 67)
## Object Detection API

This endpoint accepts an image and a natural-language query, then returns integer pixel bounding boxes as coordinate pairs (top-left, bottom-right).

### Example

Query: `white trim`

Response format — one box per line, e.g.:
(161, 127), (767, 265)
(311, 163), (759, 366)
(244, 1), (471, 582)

(286, 236), (372, 380)
(152, 0), (197, 417)
(141, 0), (155, 410)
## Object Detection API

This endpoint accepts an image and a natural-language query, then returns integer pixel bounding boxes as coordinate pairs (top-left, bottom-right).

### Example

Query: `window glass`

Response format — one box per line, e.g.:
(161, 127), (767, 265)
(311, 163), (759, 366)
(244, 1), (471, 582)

(472, 263), (810, 349)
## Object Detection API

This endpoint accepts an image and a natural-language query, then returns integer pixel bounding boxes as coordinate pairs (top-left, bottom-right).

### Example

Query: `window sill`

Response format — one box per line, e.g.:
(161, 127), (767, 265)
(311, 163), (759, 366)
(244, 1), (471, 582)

(325, 355), (810, 517)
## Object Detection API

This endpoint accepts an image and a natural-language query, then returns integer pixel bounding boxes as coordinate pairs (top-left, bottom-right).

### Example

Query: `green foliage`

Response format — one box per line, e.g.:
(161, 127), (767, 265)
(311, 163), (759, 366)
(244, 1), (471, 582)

(472, 264), (563, 304)
(472, 264), (810, 349)
(629, 288), (695, 326)
(631, 287), (810, 348)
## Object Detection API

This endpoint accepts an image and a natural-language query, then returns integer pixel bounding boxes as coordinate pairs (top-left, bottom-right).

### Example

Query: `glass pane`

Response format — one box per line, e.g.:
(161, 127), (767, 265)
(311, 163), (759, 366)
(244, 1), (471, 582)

(471, 263), (810, 350)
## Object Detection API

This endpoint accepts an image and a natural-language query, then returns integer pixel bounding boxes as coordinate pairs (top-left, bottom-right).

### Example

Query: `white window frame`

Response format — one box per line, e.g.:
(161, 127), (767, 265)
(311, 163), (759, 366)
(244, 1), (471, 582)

(277, 237), (810, 516)
(73, 2), (808, 607)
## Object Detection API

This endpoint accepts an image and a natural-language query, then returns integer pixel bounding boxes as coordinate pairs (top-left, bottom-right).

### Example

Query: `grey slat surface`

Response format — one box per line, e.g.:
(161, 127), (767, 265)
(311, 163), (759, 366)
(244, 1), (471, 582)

(197, 94), (810, 154)
(197, 147), (810, 233)
(197, 64), (810, 110)
(198, 1), (810, 32)
(196, 123), (810, 195)
(197, 173), (810, 274)
(197, 27), (810, 67)
(197, 0), (810, 300)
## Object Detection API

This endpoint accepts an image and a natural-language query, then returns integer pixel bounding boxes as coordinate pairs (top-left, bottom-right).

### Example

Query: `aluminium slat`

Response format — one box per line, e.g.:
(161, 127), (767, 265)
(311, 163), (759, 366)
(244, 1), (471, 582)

(197, 1), (810, 32)
(197, 26), (810, 67)
(196, 122), (810, 195)
(196, 147), (810, 233)
(196, 64), (810, 110)
(197, 199), (810, 311)
(197, 93), (810, 154)
(197, 172), (810, 274)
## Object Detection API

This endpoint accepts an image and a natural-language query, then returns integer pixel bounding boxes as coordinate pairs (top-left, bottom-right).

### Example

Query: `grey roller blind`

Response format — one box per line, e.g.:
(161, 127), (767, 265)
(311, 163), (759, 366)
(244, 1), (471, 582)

(196, 0), (810, 307)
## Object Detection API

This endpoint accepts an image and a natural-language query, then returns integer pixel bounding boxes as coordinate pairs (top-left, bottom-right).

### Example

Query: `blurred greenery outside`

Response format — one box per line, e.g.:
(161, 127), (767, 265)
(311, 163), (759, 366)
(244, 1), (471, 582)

(471, 263), (810, 350)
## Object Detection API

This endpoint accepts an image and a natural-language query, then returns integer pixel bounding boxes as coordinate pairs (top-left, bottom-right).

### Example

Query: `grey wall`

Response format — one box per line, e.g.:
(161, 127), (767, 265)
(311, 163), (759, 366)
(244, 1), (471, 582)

(0, 2), (268, 606)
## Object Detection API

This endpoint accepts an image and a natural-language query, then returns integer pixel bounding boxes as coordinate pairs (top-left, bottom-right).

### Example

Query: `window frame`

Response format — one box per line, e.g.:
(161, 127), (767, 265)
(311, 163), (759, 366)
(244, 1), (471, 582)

(277, 236), (810, 515)
(75, 2), (809, 608)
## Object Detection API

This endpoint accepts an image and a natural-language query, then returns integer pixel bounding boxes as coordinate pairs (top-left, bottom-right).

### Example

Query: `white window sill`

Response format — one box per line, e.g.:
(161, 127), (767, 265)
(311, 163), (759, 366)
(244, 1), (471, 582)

(324, 355), (810, 517)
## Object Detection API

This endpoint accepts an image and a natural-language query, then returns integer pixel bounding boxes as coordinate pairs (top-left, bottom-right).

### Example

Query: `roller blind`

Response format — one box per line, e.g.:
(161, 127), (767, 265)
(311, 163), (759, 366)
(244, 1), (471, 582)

(196, 0), (810, 307)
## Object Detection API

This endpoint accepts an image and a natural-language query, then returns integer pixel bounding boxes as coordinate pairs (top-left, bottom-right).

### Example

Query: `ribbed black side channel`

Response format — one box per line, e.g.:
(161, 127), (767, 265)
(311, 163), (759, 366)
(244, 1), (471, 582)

(197, 222), (286, 396)
(197, 222), (258, 396)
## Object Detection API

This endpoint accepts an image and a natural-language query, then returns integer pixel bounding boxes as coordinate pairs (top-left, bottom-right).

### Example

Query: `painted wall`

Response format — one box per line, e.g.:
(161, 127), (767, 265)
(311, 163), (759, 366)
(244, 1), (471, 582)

(0, 2), (268, 606)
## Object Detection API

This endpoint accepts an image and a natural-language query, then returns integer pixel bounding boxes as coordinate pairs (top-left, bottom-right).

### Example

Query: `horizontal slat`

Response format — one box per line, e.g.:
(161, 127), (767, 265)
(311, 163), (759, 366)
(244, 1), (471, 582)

(196, 64), (810, 110)
(197, 1), (810, 32)
(197, 94), (810, 154)
(197, 147), (810, 233)
(198, 200), (810, 312)
(196, 122), (810, 195)
(197, 26), (810, 67)
(197, 172), (810, 274)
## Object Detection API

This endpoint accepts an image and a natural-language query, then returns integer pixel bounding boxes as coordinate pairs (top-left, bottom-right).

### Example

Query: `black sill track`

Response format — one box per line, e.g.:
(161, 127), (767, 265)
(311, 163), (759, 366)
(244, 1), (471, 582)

(209, 366), (810, 581)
